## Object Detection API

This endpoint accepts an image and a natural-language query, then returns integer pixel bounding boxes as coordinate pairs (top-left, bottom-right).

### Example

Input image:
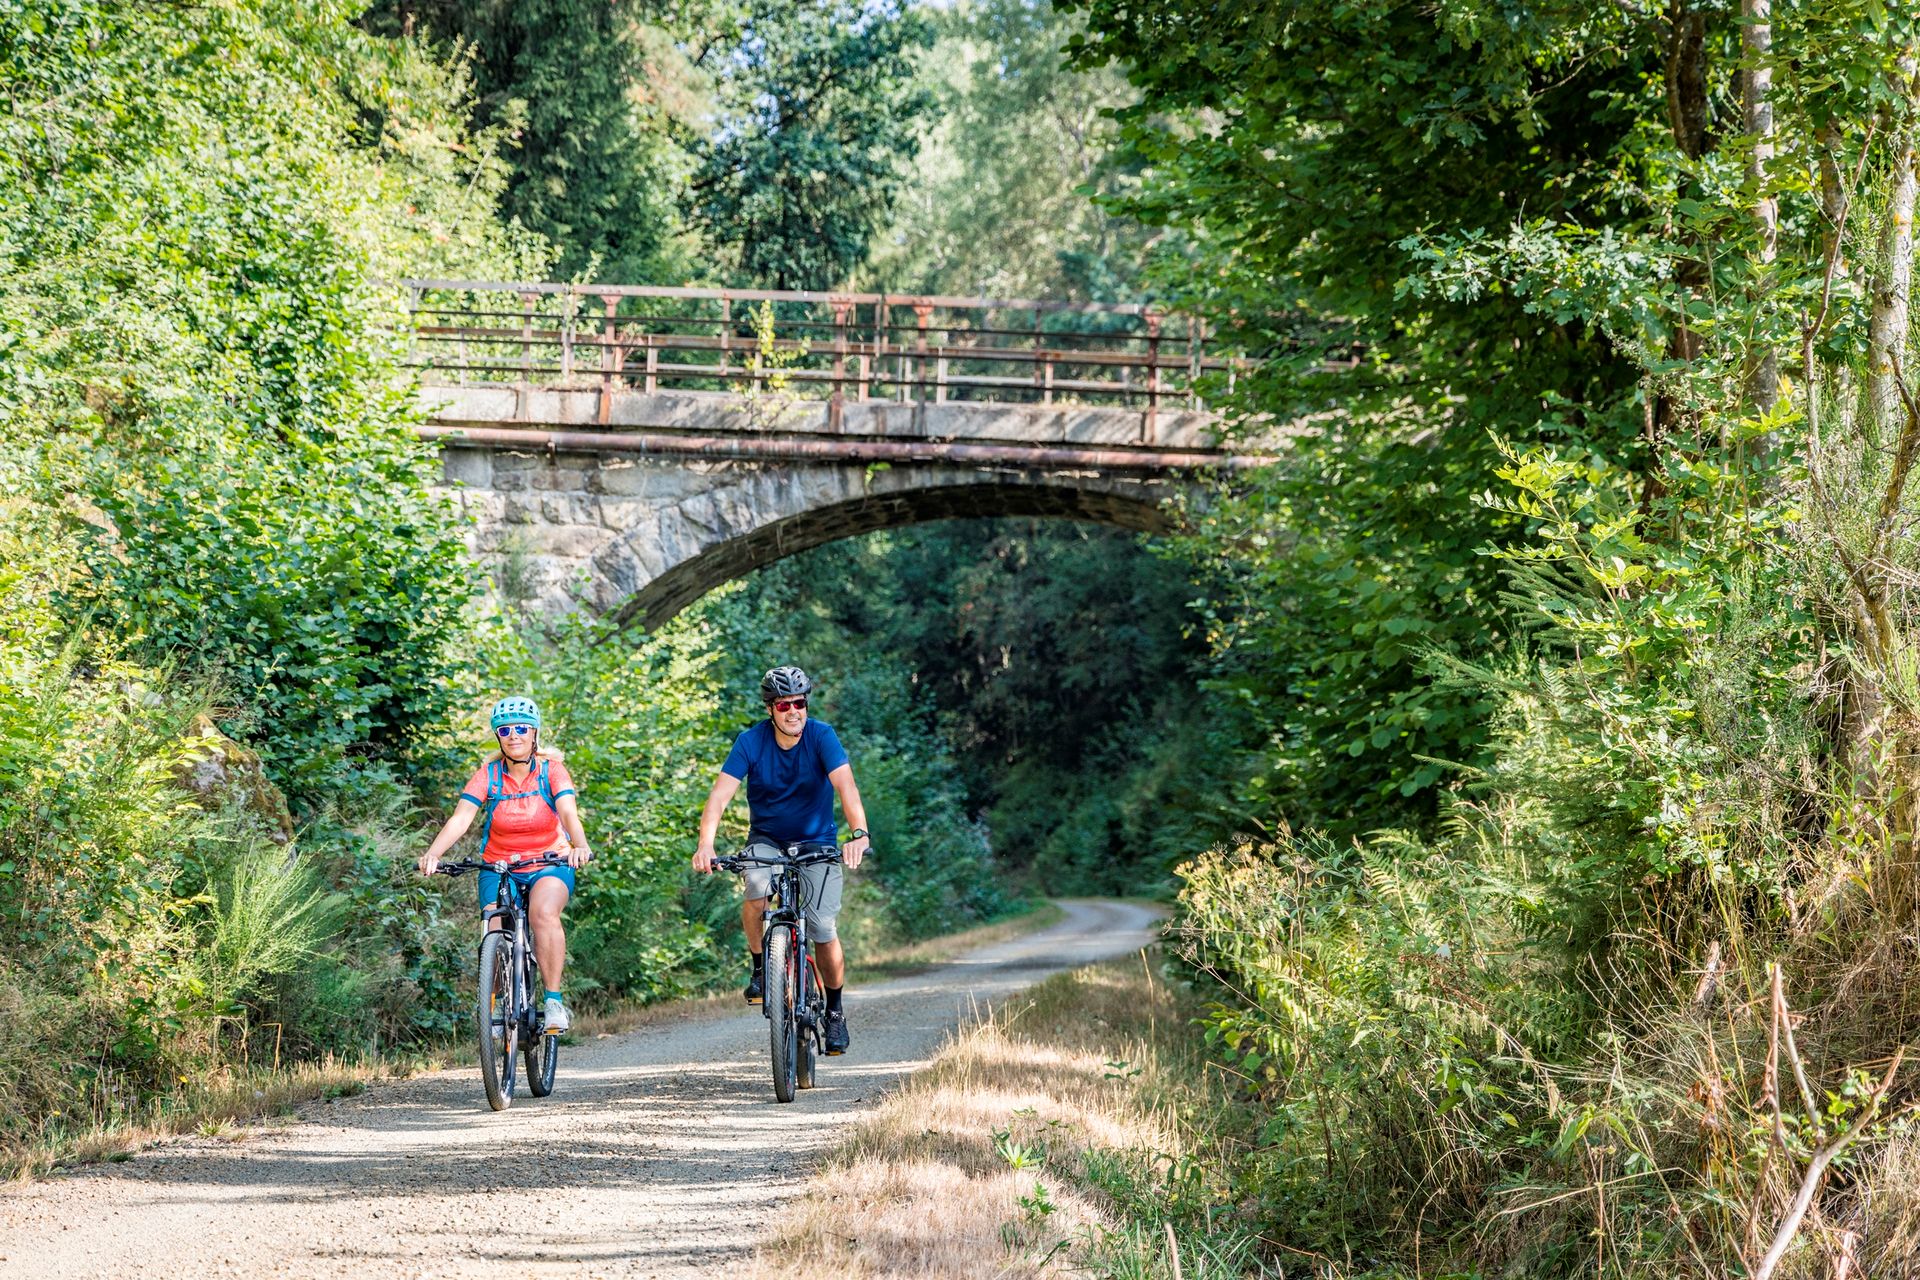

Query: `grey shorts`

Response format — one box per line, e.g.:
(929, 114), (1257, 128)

(742, 840), (845, 943)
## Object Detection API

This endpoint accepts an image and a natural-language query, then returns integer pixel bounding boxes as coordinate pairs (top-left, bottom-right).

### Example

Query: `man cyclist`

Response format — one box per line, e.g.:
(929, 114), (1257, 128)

(692, 665), (871, 1055)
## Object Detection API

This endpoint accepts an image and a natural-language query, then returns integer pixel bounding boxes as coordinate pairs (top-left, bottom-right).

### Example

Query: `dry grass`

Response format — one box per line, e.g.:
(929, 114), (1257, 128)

(2, 1051), (433, 1182)
(752, 950), (1225, 1280)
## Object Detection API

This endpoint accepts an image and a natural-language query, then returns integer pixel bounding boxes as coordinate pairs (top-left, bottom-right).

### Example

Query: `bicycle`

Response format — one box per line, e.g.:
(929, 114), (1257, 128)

(712, 842), (848, 1103)
(433, 854), (569, 1111)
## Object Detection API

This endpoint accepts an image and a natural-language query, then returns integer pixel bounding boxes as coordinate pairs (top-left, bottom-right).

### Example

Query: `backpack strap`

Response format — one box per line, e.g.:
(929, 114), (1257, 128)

(476, 759), (504, 855)
(476, 758), (561, 860)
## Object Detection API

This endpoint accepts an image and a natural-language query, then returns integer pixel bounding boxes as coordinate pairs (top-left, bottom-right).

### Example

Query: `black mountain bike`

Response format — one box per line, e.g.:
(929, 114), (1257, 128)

(713, 842), (846, 1103)
(435, 854), (568, 1111)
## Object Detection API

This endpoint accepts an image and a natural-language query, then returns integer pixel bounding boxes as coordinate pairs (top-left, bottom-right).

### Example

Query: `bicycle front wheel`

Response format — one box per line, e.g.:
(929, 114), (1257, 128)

(477, 931), (517, 1111)
(765, 926), (799, 1103)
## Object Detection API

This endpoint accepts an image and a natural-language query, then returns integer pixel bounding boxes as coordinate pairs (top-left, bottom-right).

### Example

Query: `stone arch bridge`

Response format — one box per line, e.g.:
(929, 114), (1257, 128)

(408, 281), (1271, 628)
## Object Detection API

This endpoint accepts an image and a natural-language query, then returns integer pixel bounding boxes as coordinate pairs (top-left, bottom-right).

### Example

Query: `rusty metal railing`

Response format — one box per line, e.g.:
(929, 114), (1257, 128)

(402, 280), (1242, 436)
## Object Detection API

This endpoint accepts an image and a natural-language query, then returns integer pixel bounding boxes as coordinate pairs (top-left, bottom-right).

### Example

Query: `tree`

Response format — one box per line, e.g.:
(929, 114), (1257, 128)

(688, 0), (934, 290)
(869, 0), (1153, 300)
(363, 0), (704, 281)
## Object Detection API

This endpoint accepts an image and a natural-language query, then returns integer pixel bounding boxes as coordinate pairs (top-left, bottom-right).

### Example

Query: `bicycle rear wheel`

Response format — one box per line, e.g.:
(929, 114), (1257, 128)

(765, 926), (799, 1103)
(477, 931), (517, 1111)
(797, 966), (821, 1089)
(524, 949), (558, 1097)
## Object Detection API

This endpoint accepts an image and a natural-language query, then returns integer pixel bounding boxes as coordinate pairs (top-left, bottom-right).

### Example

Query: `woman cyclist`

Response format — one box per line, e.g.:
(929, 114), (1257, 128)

(417, 696), (592, 1033)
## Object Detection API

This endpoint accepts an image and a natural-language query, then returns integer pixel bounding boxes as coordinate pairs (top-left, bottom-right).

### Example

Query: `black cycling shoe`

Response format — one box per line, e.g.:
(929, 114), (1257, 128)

(743, 972), (764, 1005)
(823, 1010), (850, 1055)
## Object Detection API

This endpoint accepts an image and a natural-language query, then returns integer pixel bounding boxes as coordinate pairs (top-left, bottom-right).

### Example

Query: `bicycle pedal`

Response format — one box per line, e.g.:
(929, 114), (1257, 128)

(823, 1046), (846, 1056)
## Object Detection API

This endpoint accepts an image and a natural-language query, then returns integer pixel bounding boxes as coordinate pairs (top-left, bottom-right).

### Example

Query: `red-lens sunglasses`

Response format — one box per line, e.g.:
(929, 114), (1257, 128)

(769, 697), (808, 713)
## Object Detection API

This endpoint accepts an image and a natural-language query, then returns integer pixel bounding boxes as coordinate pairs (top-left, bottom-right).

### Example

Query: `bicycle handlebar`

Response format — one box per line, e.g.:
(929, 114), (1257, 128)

(433, 853), (574, 878)
(711, 844), (848, 873)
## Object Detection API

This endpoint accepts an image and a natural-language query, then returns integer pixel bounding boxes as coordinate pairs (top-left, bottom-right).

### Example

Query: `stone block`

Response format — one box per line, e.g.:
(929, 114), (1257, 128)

(529, 523), (612, 560)
(441, 448), (491, 487)
(595, 498), (661, 532)
(592, 458), (712, 499)
(492, 450), (541, 472)
(541, 493), (601, 526)
(502, 494), (539, 526)
(1061, 409), (1140, 446)
(491, 470), (530, 491)
(534, 465), (590, 492)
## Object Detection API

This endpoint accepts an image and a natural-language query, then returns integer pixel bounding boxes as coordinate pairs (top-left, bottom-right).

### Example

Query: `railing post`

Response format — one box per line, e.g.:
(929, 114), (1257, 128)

(829, 298), (853, 431)
(719, 295), (732, 383)
(559, 287), (576, 386)
(597, 294), (621, 425)
(405, 283), (424, 372)
(644, 333), (658, 395)
(517, 291), (538, 421)
(912, 302), (933, 405)
(1143, 309), (1162, 443)
(1187, 316), (1203, 410)
(872, 296), (888, 403)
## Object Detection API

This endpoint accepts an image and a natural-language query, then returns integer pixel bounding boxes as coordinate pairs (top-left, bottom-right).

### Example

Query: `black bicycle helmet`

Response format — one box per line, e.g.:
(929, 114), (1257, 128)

(761, 665), (814, 701)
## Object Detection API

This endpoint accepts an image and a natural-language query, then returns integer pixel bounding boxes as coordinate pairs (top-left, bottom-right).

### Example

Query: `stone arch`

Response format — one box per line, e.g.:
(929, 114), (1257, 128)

(603, 471), (1177, 631)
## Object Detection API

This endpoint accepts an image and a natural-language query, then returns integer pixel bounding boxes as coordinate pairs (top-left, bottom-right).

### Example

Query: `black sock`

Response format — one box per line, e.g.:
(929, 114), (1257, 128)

(751, 952), (764, 979)
(825, 985), (843, 1014)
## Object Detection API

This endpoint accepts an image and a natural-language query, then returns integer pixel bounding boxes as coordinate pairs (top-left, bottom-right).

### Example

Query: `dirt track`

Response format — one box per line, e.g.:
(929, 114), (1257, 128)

(0, 899), (1161, 1279)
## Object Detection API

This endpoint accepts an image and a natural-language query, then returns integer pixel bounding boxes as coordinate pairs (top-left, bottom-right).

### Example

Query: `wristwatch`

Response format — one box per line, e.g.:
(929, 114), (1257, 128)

(849, 828), (868, 840)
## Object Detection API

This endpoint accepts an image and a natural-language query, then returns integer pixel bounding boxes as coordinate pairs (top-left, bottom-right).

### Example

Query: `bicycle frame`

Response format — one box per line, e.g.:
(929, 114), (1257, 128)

(759, 848), (830, 1029)
(482, 874), (537, 1041)
(717, 841), (840, 1100)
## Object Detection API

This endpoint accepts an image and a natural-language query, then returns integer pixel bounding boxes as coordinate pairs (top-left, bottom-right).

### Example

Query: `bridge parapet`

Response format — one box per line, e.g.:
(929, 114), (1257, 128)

(405, 280), (1253, 457)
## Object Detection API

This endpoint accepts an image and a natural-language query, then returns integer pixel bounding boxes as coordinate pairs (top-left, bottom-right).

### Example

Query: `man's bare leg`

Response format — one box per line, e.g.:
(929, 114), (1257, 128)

(742, 895), (767, 954)
(814, 938), (845, 988)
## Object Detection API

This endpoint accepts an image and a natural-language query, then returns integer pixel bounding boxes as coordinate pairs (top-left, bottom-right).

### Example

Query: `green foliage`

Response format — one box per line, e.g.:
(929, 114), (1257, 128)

(363, 0), (700, 281)
(3, 0), (541, 810)
(870, 0), (1154, 300)
(1056, 1), (1920, 1273)
(0, 0), (545, 1153)
(690, 0), (935, 289)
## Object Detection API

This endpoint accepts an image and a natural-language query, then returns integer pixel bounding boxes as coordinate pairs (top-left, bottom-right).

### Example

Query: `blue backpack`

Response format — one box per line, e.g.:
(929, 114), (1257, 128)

(476, 757), (559, 855)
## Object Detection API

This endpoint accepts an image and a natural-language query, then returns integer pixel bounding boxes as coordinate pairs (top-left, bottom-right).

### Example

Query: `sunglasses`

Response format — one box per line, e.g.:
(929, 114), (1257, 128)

(495, 724), (535, 738)
(769, 698), (808, 713)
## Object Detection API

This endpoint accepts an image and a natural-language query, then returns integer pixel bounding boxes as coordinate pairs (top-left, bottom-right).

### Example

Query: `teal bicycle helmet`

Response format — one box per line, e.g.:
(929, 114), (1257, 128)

(489, 695), (542, 731)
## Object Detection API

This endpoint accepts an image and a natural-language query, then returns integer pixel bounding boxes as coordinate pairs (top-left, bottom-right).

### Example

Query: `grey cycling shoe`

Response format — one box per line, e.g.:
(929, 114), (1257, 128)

(744, 971), (764, 1005)
(824, 1009), (849, 1055)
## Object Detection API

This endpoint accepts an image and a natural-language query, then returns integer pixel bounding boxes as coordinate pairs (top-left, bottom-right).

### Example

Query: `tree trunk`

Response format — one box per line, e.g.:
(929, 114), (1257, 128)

(1867, 46), (1920, 443)
(1744, 0), (1778, 415)
(1645, 0), (1712, 502)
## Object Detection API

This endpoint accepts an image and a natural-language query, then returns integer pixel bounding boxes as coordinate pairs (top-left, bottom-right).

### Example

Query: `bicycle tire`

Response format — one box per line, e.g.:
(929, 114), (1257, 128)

(797, 1029), (817, 1089)
(765, 926), (799, 1103)
(477, 931), (517, 1111)
(797, 965), (821, 1089)
(524, 948), (558, 1097)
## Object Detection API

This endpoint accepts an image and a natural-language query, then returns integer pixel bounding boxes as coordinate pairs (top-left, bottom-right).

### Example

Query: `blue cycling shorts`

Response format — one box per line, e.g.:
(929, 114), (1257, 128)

(477, 864), (574, 915)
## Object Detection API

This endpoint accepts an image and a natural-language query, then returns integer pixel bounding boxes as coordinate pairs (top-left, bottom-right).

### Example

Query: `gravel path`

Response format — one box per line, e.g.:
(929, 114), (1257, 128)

(0, 899), (1161, 1280)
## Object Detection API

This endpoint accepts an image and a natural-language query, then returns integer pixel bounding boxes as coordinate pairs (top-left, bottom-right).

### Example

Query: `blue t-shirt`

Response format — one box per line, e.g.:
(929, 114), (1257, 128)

(720, 718), (850, 844)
